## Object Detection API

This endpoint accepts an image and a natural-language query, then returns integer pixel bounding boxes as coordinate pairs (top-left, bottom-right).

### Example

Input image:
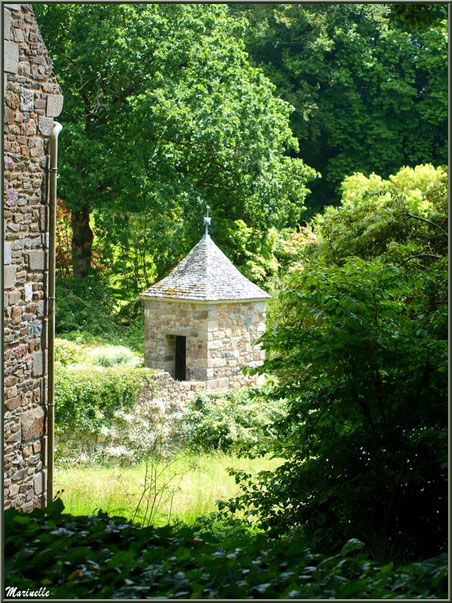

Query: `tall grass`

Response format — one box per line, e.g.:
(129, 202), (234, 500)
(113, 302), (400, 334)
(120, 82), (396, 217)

(55, 453), (280, 526)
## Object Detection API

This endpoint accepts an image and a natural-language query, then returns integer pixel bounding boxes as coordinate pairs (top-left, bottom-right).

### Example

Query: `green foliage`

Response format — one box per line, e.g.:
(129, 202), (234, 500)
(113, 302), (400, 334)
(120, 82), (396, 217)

(232, 4), (447, 213)
(183, 388), (287, 453)
(56, 274), (117, 336)
(225, 166), (448, 561)
(87, 345), (142, 368)
(56, 274), (144, 354)
(35, 3), (316, 281)
(55, 364), (151, 437)
(5, 503), (448, 599)
(310, 164), (448, 263)
(389, 4), (448, 31)
(55, 338), (86, 366)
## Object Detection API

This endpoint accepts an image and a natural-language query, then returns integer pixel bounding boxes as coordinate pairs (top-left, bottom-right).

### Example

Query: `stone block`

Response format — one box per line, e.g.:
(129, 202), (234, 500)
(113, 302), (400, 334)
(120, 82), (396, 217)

(28, 249), (46, 271)
(11, 305), (22, 324)
(32, 351), (45, 376)
(4, 8), (11, 40)
(24, 282), (33, 301)
(38, 116), (54, 136)
(21, 406), (45, 442)
(8, 289), (21, 305)
(4, 242), (12, 264)
(33, 472), (43, 496)
(20, 89), (34, 112)
(4, 264), (16, 289)
(36, 300), (45, 318)
(28, 320), (42, 338)
(46, 94), (64, 117)
(12, 469), (27, 482)
(4, 40), (19, 73)
(6, 395), (21, 411)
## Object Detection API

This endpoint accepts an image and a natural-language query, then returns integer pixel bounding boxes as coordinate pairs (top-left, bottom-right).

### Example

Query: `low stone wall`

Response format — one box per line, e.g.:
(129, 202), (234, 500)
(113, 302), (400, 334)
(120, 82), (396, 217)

(146, 369), (207, 404)
(55, 369), (208, 464)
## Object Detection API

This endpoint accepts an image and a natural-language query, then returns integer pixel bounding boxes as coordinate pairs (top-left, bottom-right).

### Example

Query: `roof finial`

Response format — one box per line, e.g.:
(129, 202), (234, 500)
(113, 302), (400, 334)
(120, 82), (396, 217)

(203, 204), (211, 237)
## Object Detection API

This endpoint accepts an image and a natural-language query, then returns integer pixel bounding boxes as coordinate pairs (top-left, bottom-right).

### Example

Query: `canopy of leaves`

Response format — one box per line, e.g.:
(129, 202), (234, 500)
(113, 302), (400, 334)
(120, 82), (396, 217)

(35, 4), (316, 284)
(226, 166), (447, 561)
(5, 502), (448, 599)
(231, 4), (447, 214)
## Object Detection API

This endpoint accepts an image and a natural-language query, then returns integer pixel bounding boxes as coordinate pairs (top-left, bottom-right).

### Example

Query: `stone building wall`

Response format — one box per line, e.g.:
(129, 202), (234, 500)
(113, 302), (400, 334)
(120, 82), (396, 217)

(206, 301), (266, 390)
(144, 300), (209, 381)
(144, 299), (266, 391)
(3, 4), (63, 511)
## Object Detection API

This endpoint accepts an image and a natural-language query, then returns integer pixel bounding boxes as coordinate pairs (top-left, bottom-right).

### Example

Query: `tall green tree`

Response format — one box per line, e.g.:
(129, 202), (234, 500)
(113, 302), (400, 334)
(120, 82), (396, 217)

(35, 4), (316, 280)
(232, 4), (447, 214)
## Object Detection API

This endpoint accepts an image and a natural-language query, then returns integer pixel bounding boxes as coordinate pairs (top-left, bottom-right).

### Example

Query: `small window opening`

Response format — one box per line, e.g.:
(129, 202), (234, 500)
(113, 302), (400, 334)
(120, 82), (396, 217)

(175, 335), (187, 381)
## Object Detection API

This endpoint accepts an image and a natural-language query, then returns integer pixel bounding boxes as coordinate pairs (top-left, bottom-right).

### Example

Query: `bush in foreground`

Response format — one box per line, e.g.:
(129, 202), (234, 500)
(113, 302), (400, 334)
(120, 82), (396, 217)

(4, 501), (447, 599)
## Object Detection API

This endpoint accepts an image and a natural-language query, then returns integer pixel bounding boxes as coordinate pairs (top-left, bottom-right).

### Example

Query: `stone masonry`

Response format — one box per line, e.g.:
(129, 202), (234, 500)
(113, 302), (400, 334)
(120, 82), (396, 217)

(4, 4), (63, 511)
(143, 233), (270, 391)
(144, 299), (267, 390)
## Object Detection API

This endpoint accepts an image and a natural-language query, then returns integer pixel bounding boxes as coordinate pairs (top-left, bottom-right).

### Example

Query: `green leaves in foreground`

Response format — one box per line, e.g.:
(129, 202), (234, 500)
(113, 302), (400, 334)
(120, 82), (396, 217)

(4, 502), (448, 599)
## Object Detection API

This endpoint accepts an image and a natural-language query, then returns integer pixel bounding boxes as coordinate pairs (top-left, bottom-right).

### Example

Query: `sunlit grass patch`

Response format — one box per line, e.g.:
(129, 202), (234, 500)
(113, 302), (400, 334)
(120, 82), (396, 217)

(55, 452), (281, 526)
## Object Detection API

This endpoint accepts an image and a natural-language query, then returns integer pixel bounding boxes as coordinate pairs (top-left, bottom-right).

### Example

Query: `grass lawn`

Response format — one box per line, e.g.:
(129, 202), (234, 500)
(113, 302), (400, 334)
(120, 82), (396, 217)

(55, 452), (280, 526)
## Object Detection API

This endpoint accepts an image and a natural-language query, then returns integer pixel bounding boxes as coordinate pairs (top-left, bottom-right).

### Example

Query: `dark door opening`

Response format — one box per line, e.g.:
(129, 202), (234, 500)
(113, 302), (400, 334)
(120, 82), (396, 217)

(175, 336), (186, 381)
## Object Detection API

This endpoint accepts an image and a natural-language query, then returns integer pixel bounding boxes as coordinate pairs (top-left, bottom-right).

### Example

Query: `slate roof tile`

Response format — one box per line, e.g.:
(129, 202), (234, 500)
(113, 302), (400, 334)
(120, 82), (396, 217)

(143, 235), (271, 302)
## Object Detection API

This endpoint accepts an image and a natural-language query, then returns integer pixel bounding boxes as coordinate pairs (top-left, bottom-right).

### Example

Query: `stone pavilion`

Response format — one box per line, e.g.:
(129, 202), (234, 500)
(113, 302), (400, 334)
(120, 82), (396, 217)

(143, 222), (271, 391)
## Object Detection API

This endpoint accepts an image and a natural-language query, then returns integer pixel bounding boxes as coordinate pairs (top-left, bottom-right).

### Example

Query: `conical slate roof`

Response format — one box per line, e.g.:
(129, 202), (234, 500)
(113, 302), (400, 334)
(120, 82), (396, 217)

(143, 235), (271, 302)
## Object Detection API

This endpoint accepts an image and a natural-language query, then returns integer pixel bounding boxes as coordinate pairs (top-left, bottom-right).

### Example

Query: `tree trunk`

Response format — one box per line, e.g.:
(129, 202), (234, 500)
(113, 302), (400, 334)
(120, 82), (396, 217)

(71, 205), (94, 277)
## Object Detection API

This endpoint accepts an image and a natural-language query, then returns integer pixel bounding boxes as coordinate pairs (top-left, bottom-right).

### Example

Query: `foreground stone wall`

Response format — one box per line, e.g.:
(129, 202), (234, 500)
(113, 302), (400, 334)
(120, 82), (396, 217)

(4, 4), (63, 511)
(144, 299), (266, 391)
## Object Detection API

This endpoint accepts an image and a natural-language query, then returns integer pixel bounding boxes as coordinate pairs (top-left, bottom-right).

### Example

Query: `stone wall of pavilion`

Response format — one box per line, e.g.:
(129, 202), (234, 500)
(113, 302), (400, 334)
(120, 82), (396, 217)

(3, 4), (63, 511)
(144, 299), (266, 391)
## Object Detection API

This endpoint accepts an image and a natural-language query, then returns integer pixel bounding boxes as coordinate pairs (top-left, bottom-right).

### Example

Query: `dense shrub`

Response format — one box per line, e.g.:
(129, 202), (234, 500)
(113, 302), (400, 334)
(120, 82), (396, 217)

(226, 166), (448, 562)
(5, 501), (447, 599)
(182, 388), (287, 453)
(55, 365), (152, 437)
(55, 338), (86, 366)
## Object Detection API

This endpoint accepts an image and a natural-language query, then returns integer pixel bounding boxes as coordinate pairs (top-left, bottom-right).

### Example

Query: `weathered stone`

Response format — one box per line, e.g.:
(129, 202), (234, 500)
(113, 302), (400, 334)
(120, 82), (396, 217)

(38, 116), (53, 136)
(4, 242), (12, 264)
(32, 351), (45, 376)
(6, 396), (21, 411)
(21, 406), (45, 442)
(5, 106), (15, 125)
(24, 281), (33, 301)
(11, 305), (22, 324)
(28, 249), (46, 270)
(46, 94), (64, 117)
(4, 9), (12, 40)
(4, 265), (17, 289)
(33, 472), (43, 495)
(4, 40), (19, 73)
(20, 89), (34, 112)
(12, 469), (27, 482)
(28, 320), (42, 338)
